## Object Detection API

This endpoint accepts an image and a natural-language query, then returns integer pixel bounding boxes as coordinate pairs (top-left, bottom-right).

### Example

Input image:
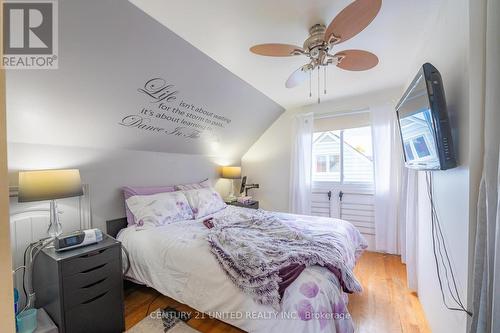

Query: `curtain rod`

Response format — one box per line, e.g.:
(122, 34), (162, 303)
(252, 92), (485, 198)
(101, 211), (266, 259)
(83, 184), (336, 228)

(313, 108), (370, 120)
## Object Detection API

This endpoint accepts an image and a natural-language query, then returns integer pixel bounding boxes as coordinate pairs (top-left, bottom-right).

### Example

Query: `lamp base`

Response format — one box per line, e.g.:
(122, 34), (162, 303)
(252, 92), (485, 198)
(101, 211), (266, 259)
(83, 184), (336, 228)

(48, 200), (62, 237)
(225, 179), (237, 202)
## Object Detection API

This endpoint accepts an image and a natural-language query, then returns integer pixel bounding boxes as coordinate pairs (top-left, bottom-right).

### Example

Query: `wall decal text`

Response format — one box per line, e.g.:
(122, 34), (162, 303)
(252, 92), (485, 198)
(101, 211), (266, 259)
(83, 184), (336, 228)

(118, 77), (232, 142)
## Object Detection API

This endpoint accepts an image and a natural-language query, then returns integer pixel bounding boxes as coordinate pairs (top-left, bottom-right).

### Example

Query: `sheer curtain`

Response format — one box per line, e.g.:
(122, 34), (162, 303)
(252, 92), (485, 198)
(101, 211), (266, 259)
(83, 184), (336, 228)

(399, 167), (419, 290)
(469, 0), (500, 331)
(371, 105), (403, 254)
(289, 112), (313, 215)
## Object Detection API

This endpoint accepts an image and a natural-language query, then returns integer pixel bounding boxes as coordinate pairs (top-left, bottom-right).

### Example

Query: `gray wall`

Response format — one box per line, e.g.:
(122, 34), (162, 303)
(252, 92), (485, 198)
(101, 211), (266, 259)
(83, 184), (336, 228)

(8, 142), (235, 231)
(6, 0), (283, 159)
(7, 0), (283, 231)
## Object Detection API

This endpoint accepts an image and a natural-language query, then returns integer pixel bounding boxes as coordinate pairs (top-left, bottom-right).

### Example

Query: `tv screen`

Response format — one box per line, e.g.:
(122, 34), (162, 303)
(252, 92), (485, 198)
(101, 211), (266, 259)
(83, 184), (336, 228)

(396, 63), (456, 170)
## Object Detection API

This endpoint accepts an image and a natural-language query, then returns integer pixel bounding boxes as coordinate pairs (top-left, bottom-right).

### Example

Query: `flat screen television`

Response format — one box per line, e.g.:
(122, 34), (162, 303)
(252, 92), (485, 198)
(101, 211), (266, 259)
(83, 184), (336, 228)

(396, 63), (456, 170)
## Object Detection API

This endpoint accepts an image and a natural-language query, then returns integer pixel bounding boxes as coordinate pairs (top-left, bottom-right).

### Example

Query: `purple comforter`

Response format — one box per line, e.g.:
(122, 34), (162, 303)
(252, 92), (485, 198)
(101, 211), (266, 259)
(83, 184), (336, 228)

(207, 210), (367, 310)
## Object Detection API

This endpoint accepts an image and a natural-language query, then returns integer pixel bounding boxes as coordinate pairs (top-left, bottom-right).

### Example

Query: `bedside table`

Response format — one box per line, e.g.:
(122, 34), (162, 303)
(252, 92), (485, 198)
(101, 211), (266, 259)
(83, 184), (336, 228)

(33, 234), (125, 333)
(227, 200), (259, 209)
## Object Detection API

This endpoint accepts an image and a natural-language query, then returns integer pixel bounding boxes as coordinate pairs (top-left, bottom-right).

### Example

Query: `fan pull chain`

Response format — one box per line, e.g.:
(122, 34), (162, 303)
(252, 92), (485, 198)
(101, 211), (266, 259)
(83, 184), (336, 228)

(309, 70), (312, 98)
(317, 66), (320, 104)
(324, 66), (327, 95)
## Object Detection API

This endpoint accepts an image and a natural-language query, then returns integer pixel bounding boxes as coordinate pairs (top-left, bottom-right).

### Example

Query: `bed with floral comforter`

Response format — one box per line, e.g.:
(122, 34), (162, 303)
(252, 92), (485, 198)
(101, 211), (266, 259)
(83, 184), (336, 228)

(118, 205), (367, 333)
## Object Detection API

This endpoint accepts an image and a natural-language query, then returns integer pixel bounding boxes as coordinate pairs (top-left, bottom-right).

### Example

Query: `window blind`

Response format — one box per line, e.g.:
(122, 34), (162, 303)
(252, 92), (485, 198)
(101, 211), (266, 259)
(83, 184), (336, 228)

(314, 112), (370, 132)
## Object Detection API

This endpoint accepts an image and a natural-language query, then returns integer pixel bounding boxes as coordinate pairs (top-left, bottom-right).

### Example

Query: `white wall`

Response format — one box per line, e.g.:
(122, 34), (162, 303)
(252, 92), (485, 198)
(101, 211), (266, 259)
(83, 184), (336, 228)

(241, 110), (293, 212)
(466, 0), (486, 320)
(409, 0), (472, 332)
(241, 87), (401, 212)
(8, 142), (236, 232)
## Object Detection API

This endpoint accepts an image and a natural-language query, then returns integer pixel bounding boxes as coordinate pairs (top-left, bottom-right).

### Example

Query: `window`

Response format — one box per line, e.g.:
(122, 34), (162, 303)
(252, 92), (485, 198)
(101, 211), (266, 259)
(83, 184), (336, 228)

(315, 154), (340, 173)
(403, 135), (435, 162)
(412, 135), (431, 158)
(313, 131), (341, 181)
(313, 126), (373, 184)
(329, 155), (340, 171)
(316, 155), (327, 172)
(404, 142), (415, 161)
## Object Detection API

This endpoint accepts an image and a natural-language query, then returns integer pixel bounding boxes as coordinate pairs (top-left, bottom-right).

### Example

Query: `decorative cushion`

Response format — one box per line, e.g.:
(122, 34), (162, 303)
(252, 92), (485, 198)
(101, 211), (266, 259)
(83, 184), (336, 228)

(174, 179), (211, 191)
(183, 188), (226, 219)
(123, 185), (176, 225)
(126, 191), (194, 230)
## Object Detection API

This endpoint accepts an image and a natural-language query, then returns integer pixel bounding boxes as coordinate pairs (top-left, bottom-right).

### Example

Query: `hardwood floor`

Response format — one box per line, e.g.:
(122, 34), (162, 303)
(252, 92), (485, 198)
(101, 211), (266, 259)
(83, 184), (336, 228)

(349, 252), (430, 333)
(124, 252), (430, 332)
(124, 282), (243, 333)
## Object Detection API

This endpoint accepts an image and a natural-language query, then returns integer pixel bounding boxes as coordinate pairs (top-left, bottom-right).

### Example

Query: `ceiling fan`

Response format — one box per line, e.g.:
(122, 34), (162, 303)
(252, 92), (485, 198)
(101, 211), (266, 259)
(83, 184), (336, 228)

(250, 0), (382, 103)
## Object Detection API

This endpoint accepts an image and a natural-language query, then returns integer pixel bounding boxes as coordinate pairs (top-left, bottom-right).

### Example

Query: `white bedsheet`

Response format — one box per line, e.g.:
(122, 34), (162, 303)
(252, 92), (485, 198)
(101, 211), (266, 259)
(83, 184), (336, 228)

(118, 206), (364, 333)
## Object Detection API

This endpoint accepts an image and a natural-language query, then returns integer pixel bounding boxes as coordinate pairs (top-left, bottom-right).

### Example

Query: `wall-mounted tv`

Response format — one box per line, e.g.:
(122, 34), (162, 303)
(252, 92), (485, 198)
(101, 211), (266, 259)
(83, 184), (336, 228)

(396, 63), (457, 170)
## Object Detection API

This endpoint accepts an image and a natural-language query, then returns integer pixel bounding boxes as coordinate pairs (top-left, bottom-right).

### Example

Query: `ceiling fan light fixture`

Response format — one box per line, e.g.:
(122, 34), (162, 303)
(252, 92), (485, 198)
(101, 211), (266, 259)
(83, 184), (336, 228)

(249, 0), (382, 102)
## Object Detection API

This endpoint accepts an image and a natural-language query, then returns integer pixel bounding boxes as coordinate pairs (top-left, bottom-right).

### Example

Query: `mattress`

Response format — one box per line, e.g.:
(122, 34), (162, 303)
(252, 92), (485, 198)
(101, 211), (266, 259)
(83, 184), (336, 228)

(118, 206), (366, 333)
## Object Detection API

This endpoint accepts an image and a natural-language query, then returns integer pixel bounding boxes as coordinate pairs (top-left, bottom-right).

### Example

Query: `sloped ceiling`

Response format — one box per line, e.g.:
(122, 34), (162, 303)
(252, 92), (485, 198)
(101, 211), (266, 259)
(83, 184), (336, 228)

(129, 0), (441, 109)
(6, 0), (284, 160)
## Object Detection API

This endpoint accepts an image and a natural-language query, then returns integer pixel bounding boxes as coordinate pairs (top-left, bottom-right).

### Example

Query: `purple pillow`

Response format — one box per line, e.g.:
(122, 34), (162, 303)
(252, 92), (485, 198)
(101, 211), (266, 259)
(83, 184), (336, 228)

(123, 185), (175, 225)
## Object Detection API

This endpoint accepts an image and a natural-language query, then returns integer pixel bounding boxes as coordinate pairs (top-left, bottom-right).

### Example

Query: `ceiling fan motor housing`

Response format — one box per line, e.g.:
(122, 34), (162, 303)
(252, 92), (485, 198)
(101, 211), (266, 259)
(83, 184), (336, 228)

(303, 24), (328, 58)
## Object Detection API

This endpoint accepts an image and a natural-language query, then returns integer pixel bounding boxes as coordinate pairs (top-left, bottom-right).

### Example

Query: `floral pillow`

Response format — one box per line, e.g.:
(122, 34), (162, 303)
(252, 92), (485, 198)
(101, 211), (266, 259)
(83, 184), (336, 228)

(122, 185), (176, 226)
(183, 188), (227, 219)
(126, 191), (193, 230)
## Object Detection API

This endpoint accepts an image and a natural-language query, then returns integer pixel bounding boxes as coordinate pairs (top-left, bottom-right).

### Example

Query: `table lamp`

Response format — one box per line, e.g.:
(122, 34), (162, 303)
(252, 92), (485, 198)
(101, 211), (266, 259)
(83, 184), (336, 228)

(221, 166), (241, 202)
(18, 169), (83, 237)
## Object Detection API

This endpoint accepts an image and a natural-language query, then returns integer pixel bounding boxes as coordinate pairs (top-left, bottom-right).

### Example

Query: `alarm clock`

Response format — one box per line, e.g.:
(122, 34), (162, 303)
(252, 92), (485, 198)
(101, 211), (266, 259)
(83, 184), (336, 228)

(54, 229), (103, 251)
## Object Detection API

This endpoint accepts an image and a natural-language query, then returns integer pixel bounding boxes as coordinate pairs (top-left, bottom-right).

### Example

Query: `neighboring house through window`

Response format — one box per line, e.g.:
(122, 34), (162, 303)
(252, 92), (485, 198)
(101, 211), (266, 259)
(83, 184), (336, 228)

(312, 126), (374, 184)
(400, 113), (437, 162)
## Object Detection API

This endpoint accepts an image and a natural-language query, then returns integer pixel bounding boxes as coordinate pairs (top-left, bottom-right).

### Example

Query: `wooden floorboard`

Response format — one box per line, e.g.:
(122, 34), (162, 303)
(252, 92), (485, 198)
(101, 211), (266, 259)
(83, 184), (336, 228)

(124, 251), (430, 332)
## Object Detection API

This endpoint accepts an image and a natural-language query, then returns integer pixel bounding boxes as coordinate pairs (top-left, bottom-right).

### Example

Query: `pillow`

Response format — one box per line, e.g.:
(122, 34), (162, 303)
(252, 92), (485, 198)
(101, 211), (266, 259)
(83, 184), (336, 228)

(174, 178), (211, 191)
(125, 191), (193, 230)
(123, 185), (176, 225)
(183, 188), (226, 219)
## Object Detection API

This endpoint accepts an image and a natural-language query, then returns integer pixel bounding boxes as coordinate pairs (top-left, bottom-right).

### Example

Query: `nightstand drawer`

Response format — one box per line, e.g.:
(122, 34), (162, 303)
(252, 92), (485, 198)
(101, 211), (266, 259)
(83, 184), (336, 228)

(61, 245), (120, 276)
(63, 259), (119, 291)
(63, 259), (121, 309)
(65, 287), (124, 333)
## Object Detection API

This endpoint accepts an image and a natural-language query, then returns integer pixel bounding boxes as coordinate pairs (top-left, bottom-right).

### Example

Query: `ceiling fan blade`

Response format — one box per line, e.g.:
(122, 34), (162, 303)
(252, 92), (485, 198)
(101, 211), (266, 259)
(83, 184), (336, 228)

(285, 65), (311, 88)
(335, 50), (379, 71)
(250, 43), (303, 57)
(325, 0), (382, 44)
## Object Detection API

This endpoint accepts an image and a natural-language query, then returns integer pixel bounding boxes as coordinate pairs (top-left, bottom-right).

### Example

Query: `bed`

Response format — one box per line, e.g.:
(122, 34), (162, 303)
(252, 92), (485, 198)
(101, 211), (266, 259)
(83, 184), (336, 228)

(109, 205), (366, 333)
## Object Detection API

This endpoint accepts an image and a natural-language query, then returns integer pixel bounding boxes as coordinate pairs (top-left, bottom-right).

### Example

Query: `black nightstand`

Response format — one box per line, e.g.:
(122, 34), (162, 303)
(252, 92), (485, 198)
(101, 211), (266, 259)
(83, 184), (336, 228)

(33, 234), (125, 333)
(227, 200), (259, 209)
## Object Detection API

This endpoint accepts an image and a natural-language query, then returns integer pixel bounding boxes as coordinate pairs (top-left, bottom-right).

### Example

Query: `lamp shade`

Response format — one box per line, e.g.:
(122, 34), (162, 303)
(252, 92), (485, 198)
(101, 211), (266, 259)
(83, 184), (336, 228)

(221, 166), (241, 179)
(18, 169), (83, 203)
